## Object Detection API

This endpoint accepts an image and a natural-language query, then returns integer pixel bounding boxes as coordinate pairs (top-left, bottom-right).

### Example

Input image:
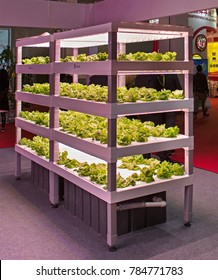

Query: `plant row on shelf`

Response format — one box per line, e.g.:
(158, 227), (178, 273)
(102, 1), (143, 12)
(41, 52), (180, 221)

(19, 136), (185, 189)
(22, 51), (177, 64)
(22, 82), (184, 103)
(19, 110), (180, 146)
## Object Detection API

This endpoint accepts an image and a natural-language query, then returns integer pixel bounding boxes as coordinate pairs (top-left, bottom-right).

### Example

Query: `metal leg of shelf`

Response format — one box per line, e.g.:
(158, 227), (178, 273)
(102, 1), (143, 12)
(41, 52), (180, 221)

(15, 152), (21, 179)
(107, 203), (117, 249)
(184, 184), (193, 226)
(49, 171), (59, 207)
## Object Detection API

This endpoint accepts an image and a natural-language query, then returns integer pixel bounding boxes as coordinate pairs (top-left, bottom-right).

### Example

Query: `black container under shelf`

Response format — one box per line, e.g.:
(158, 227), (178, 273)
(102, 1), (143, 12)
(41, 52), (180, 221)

(63, 178), (166, 237)
(31, 161), (49, 194)
(31, 162), (166, 239)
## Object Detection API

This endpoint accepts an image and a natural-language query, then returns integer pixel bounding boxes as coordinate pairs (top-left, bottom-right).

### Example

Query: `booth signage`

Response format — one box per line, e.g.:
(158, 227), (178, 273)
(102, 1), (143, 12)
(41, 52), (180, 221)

(208, 42), (218, 73)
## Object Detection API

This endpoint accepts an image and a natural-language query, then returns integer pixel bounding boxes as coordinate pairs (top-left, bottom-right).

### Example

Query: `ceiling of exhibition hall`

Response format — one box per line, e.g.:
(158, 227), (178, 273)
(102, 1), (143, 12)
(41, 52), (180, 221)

(0, 0), (218, 29)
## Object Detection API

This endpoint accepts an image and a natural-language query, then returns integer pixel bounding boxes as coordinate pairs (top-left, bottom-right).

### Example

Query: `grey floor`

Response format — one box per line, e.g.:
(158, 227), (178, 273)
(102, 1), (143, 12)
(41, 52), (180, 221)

(0, 147), (218, 260)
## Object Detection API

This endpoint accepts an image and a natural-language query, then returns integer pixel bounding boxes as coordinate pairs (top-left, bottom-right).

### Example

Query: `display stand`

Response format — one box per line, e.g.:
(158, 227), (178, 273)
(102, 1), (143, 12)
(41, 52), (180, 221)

(15, 22), (194, 249)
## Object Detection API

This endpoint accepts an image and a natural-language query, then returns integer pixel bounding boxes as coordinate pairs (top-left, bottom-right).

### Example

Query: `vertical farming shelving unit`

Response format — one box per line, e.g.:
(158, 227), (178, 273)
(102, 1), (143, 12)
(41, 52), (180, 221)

(15, 22), (194, 249)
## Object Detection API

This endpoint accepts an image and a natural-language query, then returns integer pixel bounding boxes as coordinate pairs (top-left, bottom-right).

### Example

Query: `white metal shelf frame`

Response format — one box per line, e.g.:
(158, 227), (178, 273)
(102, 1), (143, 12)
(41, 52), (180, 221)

(15, 22), (194, 248)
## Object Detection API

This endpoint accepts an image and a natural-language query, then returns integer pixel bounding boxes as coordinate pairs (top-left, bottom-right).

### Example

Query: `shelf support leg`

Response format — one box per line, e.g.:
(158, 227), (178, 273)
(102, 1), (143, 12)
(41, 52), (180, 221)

(49, 171), (59, 207)
(107, 203), (117, 248)
(184, 184), (193, 226)
(15, 152), (21, 179)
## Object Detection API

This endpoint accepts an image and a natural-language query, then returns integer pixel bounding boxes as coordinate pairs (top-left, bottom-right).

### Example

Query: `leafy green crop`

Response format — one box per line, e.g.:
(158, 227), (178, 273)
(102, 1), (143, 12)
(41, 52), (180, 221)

(22, 51), (177, 65)
(140, 166), (155, 183)
(162, 126), (180, 138)
(21, 82), (184, 103)
(19, 110), (180, 146)
(22, 83), (50, 95)
(168, 90), (184, 99)
(156, 160), (184, 179)
(19, 136), (50, 158)
(117, 51), (177, 61)
(20, 111), (49, 126)
(22, 56), (50, 64)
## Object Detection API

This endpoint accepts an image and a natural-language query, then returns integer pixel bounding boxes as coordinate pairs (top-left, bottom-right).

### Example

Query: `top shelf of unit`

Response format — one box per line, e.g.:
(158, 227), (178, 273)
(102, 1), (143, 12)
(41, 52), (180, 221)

(16, 22), (193, 49)
(16, 32), (52, 48)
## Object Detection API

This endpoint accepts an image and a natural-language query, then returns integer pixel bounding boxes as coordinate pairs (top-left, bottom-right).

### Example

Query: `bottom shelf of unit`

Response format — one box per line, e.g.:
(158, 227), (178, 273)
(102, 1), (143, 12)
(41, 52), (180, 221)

(16, 144), (193, 204)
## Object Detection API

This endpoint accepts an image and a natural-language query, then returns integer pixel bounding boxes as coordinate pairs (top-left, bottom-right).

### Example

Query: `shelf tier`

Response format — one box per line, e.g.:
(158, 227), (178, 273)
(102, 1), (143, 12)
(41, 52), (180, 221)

(112, 99), (193, 117)
(53, 61), (192, 76)
(110, 174), (193, 204)
(15, 118), (51, 139)
(114, 135), (193, 159)
(16, 91), (193, 118)
(53, 61), (114, 75)
(54, 162), (193, 204)
(53, 130), (193, 162)
(15, 144), (51, 171)
(15, 144), (193, 204)
(15, 118), (193, 162)
(16, 91), (51, 107)
(16, 61), (193, 76)
(16, 64), (52, 74)
(116, 61), (193, 75)
(54, 96), (193, 118)
(16, 33), (52, 47)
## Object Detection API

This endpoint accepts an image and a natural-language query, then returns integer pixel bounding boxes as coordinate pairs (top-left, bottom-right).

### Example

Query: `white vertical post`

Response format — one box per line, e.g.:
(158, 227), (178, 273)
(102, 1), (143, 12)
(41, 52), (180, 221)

(106, 30), (118, 248)
(107, 203), (117, 248)
(15, 152), (21, 179)
(73, 48), (78, 83)
(184, 33), (194, 226)
(184, 184), (193, 225)
(49, 171), (59, 207)
(49, 39), (60, 206)
(117, 43), (126, 87)
(15, 45), (22, 179)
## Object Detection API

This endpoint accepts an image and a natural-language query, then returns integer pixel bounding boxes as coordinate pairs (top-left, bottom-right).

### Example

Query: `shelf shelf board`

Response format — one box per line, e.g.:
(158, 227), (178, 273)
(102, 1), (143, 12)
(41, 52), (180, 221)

(53, 61), (114, 75)
(53, 96), (111, 118)
(53, 129), (111, 161)
(16, 118), (51, 138)
(16, 91), (51, 106)
(15, 144), (51, 170)
(53, 163), (193, 204)
(117, 61), (193, 74)
(52, 60), (193, 75)
(110, 174), (194, 204)
(54, 97), (193, 118)
(16, 64), (52, 74)
(54, 129), (193, 162)
(52, 163), (110, 202)
(16, 92), (193, 117)
(114, 135), (193, 159)
(16, 32), (52, 47)
(114, 99), (193, 116)
(17, 61), (193, 76)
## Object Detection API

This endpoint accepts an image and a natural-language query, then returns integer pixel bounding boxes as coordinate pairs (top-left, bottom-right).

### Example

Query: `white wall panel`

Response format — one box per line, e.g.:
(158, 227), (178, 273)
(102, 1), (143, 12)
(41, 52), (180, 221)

(93, 0), (218, 25)
(0, 0), (87, 29)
